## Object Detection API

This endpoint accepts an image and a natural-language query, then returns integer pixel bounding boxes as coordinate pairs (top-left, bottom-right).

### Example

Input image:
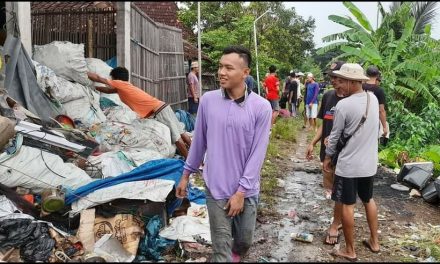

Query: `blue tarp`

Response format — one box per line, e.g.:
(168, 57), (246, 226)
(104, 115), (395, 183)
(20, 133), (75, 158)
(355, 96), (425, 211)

(105, 56), (117, 69)
(65, 159), (206, 213)
(175, 110), (195, 132)
(65, 159), (184, 205)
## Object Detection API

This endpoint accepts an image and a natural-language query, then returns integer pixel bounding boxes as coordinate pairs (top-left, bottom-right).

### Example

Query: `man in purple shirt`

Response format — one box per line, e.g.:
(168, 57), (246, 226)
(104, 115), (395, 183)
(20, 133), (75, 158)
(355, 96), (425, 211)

(176, 46), (272, 262)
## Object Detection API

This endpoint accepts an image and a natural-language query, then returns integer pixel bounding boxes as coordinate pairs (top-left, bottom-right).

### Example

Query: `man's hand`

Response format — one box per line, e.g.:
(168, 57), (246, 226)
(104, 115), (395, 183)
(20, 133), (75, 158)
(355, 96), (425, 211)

(176, 174), (190, 199)
(324, 137), (329, 147)
(382, 126), (388, 138)
(225, 191), (245, 217)
(306, 144), (315, 160)
(309, 103), (313, 107)
(323, 156), (333, 173)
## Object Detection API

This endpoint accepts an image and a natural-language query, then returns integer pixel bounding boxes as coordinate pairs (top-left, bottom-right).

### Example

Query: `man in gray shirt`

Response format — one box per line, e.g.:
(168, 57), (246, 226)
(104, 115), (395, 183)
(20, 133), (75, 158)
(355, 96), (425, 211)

(323, 63), (380, 261)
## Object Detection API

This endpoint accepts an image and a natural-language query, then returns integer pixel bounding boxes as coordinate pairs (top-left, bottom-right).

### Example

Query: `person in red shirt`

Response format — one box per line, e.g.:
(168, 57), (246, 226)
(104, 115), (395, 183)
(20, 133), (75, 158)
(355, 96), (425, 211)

(263, 65), (280, 126)
(87, 67), (191, 159)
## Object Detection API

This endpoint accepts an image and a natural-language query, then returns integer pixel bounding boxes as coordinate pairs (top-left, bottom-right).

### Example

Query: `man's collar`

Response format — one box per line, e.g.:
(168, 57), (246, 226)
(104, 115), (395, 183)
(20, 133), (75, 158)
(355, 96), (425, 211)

(220, 84), (251, 106)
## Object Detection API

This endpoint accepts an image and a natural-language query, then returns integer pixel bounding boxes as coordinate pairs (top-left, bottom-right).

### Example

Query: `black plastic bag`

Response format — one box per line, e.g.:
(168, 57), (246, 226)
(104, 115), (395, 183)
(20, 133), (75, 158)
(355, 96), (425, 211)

(0, 219), (55, 262)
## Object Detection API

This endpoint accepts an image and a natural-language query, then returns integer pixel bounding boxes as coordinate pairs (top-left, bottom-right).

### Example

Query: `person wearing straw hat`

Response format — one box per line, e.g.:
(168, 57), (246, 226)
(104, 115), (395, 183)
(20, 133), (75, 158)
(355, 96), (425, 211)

(187, 61), (201, 115)
(323, 63), (380, 261)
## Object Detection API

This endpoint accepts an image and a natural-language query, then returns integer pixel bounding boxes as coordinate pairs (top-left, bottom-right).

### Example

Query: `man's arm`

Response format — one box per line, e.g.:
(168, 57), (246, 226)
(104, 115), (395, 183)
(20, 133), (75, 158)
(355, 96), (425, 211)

(87, 72), (117, 93)
(379, 104), (387, 136)
(306, 125), (323, 160)
(323, 105), (345, 171)
(176, 96), (208, 198)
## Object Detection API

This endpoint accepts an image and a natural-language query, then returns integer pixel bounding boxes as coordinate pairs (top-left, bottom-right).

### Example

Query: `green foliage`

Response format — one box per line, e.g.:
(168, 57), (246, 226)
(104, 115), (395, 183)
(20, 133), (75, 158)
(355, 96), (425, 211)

(319, 1), (440, 173)
(177, 1), (315, 81)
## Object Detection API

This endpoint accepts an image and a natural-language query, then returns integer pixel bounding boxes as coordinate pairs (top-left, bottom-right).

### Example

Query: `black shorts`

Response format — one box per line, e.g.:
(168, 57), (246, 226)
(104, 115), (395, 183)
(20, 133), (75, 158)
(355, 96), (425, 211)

(331, 175), (374, 205)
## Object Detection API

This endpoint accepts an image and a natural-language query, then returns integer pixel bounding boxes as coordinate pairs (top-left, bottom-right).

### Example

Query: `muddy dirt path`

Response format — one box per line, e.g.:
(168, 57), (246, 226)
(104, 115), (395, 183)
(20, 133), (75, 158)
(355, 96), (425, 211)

(246, 127), (440, 262)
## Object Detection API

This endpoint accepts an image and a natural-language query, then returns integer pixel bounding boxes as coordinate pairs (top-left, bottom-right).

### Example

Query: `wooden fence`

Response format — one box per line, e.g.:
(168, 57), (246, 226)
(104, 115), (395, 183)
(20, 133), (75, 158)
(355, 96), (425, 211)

(31, 7), (116, 61)
(130, 4), (186, 110)
(31, 3), (187, 110)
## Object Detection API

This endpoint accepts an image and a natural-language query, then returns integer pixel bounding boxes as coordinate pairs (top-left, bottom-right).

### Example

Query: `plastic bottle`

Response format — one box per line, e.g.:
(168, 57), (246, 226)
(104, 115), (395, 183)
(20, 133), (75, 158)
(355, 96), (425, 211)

(290, 232), (314, 243)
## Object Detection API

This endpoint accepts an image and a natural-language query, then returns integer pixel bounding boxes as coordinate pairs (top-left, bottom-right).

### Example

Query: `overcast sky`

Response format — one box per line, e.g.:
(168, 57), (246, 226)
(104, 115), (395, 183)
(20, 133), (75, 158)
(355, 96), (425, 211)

(283, 1), (440, 48)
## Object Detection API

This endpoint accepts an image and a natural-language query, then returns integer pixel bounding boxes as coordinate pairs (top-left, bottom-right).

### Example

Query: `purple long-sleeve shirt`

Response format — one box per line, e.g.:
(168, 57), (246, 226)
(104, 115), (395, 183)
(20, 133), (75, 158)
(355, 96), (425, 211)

(183, 88), (272, 200)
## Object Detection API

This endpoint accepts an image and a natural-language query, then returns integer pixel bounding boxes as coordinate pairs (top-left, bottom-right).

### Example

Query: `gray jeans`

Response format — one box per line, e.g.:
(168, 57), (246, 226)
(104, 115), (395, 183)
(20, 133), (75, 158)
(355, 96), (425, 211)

(205, 188), (259, 262)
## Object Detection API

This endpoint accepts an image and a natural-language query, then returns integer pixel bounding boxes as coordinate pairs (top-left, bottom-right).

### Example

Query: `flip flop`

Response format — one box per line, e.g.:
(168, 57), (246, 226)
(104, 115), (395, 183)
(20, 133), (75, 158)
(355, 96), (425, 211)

(324, 231), (340, 245)
(362, 240), (380, 253)
(330, 250), (358, 262)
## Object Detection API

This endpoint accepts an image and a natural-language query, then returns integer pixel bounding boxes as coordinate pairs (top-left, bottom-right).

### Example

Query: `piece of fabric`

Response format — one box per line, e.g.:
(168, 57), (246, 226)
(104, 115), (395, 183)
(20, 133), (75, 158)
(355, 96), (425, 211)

(288, 80), (298, 104)
(136, 215), (175, 261)
(205, 187), (258, 262)
(325, 92), (380, 178)
(183, 90), (272, 200)
(264, 75), (280, 100)
(317, 90), (345, 161)
(107, 80), (163, 118)
(3, 35), (63, 122)
(175, 110), (195, 132)
(158, 215), (211, 243)
(269, 99), (280, 111)
(245, 75), (257, 94)
(153, 105), (185, 143)
(65, 159), (184, 205)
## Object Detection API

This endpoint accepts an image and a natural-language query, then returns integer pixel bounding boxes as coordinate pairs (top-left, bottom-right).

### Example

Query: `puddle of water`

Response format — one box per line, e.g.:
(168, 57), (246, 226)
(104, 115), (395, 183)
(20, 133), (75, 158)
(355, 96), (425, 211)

(257, 170), (335, 262)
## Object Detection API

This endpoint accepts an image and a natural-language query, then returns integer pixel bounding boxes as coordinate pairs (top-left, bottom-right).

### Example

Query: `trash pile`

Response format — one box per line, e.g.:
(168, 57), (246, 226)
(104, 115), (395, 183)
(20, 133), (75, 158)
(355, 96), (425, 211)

(0, 35), (210, 262)
(391, 162), (440, 204)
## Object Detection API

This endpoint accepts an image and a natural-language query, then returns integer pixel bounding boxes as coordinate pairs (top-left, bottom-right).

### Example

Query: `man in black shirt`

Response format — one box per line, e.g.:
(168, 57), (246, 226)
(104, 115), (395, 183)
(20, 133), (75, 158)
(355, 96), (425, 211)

(287, 72), (298, 117)
(306, 61), (345, 245)
(363, 66), (388, 138)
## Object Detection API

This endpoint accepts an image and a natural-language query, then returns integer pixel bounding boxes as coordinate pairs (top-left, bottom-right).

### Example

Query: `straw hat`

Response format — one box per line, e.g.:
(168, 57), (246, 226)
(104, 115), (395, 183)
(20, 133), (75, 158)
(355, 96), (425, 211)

(331, 63), (369, 81)
(191, 61), (199, 68)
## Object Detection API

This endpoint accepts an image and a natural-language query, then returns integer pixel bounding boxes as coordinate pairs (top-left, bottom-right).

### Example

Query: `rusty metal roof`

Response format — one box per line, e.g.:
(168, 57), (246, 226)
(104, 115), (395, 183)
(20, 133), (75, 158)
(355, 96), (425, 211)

(31, 2), (115, 11)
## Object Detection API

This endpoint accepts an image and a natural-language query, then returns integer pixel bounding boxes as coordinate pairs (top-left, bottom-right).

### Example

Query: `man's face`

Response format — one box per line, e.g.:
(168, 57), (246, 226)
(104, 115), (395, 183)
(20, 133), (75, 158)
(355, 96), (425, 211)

(218, 53), (249, 90)
(193, 66), (199, 74)
(307, 76), (313, 82)
(335, 77), (350, 96)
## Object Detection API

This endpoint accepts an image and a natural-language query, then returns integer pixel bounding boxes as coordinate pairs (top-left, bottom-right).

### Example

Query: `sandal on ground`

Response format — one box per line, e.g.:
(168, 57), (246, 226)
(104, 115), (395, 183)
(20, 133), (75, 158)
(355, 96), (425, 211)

(324, 231), (340, 245)
(362, 240), (380, 253)
(330, 250), (357, 262)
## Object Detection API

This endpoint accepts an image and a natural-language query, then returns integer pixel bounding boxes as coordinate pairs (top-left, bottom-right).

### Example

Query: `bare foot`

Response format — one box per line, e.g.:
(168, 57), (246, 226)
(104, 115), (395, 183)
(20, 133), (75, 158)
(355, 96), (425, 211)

(330, 248), (357, 262)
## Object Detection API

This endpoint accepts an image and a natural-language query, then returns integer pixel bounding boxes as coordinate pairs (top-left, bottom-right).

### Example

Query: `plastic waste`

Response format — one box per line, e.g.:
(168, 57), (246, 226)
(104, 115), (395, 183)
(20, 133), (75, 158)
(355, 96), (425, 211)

(290, 232), (314, 243)
(0, 219), (55, 262)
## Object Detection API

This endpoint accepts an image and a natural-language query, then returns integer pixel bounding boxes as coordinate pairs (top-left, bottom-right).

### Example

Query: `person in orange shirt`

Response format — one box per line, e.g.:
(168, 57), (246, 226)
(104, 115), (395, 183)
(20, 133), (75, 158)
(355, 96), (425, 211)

(87, 67), (191, 159)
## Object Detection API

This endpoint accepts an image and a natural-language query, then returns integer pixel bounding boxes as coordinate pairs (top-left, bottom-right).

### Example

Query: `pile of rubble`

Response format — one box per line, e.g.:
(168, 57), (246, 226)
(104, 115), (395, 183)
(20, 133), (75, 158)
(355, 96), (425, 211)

(0, 35), (209, 262)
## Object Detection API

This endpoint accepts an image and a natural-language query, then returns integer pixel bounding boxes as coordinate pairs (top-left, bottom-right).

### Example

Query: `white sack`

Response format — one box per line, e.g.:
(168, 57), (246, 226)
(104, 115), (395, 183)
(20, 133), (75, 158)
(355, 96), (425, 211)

(159, 215), (211, 244)
(33, 61), (87, 103)
(103, 106), (138, 124)
(86, 58), (112, 88)
(0, 145), (93, 194)
(33, 41), (92, 87)
(70, 179), (174, 215)
(121, 149), (165, 167)
(63, 88), (107, 126)
(87, 151), (135, 179)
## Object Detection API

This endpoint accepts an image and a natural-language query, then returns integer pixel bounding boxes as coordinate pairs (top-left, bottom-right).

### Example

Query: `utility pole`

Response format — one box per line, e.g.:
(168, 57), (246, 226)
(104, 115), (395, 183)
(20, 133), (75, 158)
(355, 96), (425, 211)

(197, 2), (202, 97)
(254, 9), (271, 96)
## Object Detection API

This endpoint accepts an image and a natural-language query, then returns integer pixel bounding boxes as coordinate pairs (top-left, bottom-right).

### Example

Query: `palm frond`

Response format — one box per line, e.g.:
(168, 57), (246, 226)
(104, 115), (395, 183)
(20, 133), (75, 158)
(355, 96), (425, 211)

(412, 2), (439, 34)
(322, 29), (356, 43)
(343, 1), (374, 32)
(328, 15), (368, 33)
(393, 85), (416, 100)
(316, 41), (350, 55)
(400, 77), (436, 102)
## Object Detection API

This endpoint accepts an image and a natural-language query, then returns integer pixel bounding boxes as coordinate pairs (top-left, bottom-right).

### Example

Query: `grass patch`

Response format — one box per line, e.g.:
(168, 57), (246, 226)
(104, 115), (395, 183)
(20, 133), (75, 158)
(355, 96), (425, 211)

(260, 116), (302, 210)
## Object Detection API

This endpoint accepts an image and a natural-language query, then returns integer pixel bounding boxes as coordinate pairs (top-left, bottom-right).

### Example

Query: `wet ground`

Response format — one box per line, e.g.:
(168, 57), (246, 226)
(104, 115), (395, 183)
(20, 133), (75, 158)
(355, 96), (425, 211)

(246, 128), (440, 262)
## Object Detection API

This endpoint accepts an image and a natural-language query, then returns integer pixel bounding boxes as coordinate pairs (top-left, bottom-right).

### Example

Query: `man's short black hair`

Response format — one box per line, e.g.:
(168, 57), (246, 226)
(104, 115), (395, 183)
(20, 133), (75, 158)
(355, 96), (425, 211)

(366, 65), (380, 78)
(289, 72), (296, 78)
(222, 46), (252, 68)
(110, 67), (130, 81)
(269, 65), (277, 73)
